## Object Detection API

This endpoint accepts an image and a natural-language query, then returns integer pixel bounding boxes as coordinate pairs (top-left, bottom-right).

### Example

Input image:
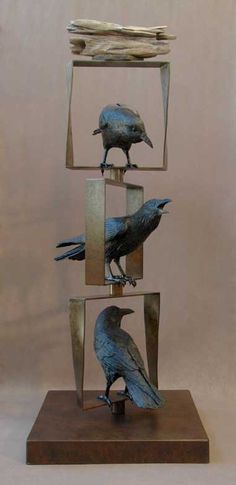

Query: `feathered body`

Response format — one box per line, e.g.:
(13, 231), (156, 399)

(93, 103), (153, 171)
(94, 306), (165, 409)
(55, 198), (171, 264)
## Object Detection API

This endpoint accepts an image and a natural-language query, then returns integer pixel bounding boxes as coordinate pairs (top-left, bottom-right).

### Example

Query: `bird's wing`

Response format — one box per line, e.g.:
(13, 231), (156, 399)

(98, 110), (109, 130)
(117, 105), (140, 119)
(96, 329), (146, 375)
(105, 216), (129, 243)
(56, 234), (85, 248)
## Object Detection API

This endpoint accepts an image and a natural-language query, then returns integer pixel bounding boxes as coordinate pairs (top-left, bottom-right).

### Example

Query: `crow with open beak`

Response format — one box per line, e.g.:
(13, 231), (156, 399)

(93, 103), (153, 173)
(54, 198), (171, 287)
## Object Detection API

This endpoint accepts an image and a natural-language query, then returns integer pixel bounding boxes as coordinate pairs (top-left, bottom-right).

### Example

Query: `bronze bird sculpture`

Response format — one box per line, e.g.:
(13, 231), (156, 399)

(55, 198), (171, 287)
(94, 305), (165, 409)
(93, 103), (153, 173)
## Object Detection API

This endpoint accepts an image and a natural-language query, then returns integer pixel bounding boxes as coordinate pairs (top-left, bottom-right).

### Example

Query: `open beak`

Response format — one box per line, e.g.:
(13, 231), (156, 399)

(158, 199), (172, 215)
(141, 133), (153, 148)
(120, 308), (134, 316)
(159, 208), (169, 215)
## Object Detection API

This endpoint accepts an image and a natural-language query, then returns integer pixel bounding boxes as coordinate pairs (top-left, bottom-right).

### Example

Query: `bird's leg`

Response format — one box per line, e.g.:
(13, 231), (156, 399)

(123, 149), (138, 171)
(97, 381), (112, 407)
(100, 148), (113, 175)
(117, 385), (133, 402)
(105, 262), (126, 286)
(114, 259), (137, 287)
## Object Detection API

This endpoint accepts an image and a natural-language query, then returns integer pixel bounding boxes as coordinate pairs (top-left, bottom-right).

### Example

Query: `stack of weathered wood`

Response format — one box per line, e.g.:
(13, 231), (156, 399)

(67, 19), (176, 60)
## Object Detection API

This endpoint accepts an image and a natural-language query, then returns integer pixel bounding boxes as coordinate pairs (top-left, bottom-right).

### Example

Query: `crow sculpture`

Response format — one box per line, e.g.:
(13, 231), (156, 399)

(55, 198), (171, 286)
(93, 103), (153, 173)
(94, 305), (165, 409)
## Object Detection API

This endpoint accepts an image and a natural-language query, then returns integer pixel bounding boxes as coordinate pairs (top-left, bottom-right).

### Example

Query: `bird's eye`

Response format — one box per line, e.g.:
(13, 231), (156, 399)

(132, 127), (136, 132)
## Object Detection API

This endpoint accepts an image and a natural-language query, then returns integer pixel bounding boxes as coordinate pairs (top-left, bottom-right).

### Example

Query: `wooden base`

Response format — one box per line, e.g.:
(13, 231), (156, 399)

(26, 390), (209, 464)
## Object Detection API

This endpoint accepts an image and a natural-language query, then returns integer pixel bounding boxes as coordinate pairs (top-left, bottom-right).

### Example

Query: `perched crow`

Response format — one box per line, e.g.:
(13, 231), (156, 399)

(94, 305), (165, 409)
(93, 103), (153, 173)
(55, 198), (171, 286)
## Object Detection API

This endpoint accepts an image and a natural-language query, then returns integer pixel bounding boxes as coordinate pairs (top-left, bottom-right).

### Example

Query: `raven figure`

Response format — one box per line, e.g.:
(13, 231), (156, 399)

(55, 198), (171, 286)
(93, 103), (153, 173)
(94, 305), (165, 409)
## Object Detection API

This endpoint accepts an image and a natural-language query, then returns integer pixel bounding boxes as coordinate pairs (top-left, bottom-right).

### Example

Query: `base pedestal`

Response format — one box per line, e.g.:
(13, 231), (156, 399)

(26, 390), (209, 464)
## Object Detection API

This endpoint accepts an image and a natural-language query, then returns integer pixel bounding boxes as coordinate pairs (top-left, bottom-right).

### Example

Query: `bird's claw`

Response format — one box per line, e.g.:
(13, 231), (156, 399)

(122, 275), (137, 287)
(105, 276), (126, 286)
(97, 394), (112, 407)
(100, 162), (114, 175)
(106, 275), (136, 287)
(125, 163), (138, 172)
(117, 390), (133, 401)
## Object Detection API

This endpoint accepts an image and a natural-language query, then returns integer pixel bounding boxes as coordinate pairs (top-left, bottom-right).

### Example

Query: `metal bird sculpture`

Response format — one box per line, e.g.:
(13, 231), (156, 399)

(94, 305), (165, 409)
(55, 198), (171, 287)
(93, 103), (153, 173)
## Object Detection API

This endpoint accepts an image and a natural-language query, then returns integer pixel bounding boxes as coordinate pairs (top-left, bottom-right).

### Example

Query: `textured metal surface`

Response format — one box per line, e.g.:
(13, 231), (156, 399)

(69, 291), (160, 410)
(65, 59), (170, 170)
(144, 293), (160, 387)
(126, 184), (144, 278)
(85, 176), (143, 286)
(160, 63), (170, 169)
(109, 284), (123, 297)
(69, 299), (85, 406)
(26, 390), (209, 464)
(85, 179), (105, 285)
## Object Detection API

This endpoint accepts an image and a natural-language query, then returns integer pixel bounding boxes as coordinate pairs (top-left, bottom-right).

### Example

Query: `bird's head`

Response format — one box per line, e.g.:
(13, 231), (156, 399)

(98, 305), (134, 329)
(142, 198), (172, 216)
(128, 121), (153, 148)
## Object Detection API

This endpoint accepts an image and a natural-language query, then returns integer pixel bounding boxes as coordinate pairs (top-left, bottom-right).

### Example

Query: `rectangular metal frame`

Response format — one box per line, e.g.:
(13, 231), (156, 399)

(69, 291), (160, 410)
(85, 177), (144, 285)
(66, 60), (170, 170)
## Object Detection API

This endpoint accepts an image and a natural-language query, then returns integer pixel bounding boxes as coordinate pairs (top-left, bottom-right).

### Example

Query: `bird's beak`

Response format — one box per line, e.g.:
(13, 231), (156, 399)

(159, 208), (169, 215)
(158, 199), (172, 215)
(120, 308), (134, 316)
(141, 133), (153, 148)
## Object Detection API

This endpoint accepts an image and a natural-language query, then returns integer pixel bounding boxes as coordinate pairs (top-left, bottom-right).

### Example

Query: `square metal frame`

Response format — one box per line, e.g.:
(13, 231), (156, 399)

(85, 177), (144, 285)
(66, 60), (170, 170)
(69, 291), (160, 410)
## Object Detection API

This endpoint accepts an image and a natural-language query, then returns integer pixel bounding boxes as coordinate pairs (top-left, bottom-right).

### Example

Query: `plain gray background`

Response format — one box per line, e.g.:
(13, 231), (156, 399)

(1, 0), (236, 483)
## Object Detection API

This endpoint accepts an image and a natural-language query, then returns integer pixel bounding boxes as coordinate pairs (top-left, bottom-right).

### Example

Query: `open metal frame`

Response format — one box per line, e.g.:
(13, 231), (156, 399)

(66, 60), (170, 170)
(69, 291), (160, 410)
(85, 177), (144, 285)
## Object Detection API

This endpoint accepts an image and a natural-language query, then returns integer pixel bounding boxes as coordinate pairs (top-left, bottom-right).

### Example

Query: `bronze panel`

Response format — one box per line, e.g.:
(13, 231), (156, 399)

(144, 293), (160, 387)
(85, 179), (105, 285)
(69, 300), (86, 406)
(85, 177), (143, 286)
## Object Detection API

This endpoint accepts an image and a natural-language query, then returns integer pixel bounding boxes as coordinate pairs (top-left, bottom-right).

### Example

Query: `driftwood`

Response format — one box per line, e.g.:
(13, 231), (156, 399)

(67, 19), (175, 60)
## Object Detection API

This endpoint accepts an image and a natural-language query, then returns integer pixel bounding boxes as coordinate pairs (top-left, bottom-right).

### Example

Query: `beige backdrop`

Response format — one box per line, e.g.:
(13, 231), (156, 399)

(1, 0), (236, 483)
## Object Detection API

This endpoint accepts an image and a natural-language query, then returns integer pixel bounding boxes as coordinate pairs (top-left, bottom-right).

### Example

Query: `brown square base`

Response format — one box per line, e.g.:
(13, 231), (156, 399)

(26, 390), (209, 464)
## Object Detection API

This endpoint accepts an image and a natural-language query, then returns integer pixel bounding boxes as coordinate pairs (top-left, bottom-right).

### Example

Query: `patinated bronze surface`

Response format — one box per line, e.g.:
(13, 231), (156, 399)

(69, 292), (160, 410)
(26, 390), (209, 464)
(55, 197), (171, 287)
(93, 103), (153, 172)
(94, 306), (164, 409)
(65, 60), (170, 170)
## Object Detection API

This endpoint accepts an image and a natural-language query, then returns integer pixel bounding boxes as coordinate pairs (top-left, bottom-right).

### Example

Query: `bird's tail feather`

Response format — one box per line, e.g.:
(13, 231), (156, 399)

(56, 235), (84, 248)
(92, 128), (101, 135)
(126, 373), (165, 409)
(54, 244), (85, 261)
